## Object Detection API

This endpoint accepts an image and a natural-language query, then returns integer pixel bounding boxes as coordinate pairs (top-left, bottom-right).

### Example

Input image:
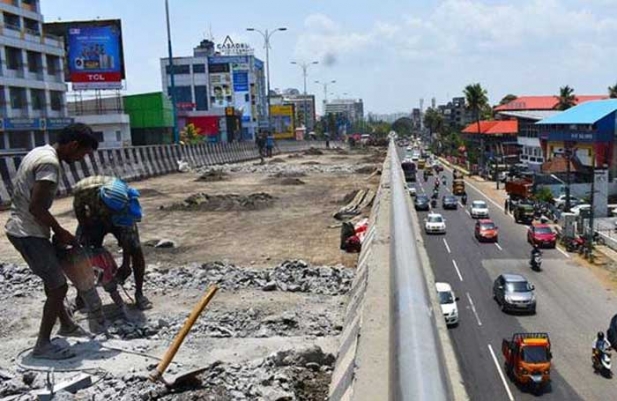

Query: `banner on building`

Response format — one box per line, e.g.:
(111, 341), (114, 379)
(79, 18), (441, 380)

(209, 72), (233, 108)
(270, 105), (295, 140)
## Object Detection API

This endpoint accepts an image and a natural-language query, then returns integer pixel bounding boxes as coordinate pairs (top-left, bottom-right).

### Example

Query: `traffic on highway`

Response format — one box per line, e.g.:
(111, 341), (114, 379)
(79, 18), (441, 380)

(400, 145), (617, 401)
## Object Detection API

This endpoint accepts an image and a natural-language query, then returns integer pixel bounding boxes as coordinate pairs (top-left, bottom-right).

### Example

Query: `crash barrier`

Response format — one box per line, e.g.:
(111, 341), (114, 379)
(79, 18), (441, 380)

(0, 140), (337, 206)
(329, 140), (465, 401)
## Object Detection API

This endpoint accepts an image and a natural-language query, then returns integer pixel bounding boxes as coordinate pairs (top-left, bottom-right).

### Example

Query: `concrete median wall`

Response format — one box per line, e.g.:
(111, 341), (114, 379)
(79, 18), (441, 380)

(0, 140), (336, 206)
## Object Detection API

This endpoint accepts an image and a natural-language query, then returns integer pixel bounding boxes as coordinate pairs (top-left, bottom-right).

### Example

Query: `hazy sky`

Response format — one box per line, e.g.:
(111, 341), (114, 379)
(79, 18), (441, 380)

(42, 0), (617, 114)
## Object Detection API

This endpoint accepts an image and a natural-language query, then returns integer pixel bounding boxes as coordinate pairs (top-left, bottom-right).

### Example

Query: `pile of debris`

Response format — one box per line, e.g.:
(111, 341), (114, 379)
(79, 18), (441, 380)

(74, 346), (334, 401)
(303, 148), (324, 156)
(355, 165), (379, 174)
(108, 308), (342, 340)
(269, 171), (306, 178)
(196, 169), (229, 182)
(160, 193), (275, 212)
(0, 263), (42, 300)
(145, 260), (354, 295)
(219, 161), (373, 175)
(334, 188), (376, 221)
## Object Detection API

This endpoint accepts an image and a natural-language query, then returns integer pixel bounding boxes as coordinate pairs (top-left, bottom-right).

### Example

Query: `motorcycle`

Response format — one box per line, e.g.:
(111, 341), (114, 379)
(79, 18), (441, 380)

(564, 236), (585, 253)
(461, 194), (467, 206)
(431, 198), (437, 209)
(593, 347), (613, 378)
(530, 252), (542, 271)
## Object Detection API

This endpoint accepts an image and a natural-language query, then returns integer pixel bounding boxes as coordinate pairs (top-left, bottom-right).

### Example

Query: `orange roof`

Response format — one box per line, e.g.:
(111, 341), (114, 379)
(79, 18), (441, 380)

(462, 120), (518, 135)
(494, 95), (608, 111)
(541, 156), (581, 174)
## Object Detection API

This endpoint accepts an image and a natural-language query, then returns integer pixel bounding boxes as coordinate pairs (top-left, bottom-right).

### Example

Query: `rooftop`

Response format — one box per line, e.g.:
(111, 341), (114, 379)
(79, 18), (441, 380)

(494, 95), (607, 111)
(536, 99), (617, 125)
(462, 120), (518, 135)
(497, 110), (559, 121)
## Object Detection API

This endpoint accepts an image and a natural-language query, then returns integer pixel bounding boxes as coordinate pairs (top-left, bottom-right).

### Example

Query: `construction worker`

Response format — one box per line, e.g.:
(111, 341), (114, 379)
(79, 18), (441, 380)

(72, 176), (152, 310)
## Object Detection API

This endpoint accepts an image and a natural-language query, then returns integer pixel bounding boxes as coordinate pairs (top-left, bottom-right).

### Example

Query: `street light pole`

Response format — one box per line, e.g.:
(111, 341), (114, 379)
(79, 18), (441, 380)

(565, 143), (572, 213)
(246, 27), (287, 133)
(291, 60), (318, 134)
(315, 80), (336, 113)
(165, 0), (178, 143)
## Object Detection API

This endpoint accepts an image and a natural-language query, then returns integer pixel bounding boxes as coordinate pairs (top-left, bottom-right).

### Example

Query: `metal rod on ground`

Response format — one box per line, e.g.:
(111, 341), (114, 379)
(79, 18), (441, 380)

(149, 285), (218, 384)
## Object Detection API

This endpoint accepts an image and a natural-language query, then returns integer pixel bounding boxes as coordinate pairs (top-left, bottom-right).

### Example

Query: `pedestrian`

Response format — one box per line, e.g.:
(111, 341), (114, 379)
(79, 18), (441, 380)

(5, 123), (98, 360)
(266, 132), (274, 158)
(72, 175), (151, 311)
(256, 132), (266, 164)
(505, 194), (510, 214)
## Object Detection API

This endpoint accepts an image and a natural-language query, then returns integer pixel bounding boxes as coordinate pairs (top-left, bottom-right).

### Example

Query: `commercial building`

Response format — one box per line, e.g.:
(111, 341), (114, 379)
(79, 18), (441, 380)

(495, 95), (607, 170)
(67, 94), (131, 148)
(285, 94), (315, 132)
(160, 38), (267, 142)
(123, 92), (173, 145)
(0, 0), (73, 151)
(325, 98), (364, 123)
(438, 97), (472, 130)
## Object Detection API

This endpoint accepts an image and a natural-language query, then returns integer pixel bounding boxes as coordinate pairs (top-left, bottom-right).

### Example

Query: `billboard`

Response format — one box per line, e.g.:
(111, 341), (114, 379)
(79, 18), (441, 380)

(44, 20), (125, 90)
(233, 70), (251, 123)
(270, 105), (295, 140)
(209, 72), (232, 108)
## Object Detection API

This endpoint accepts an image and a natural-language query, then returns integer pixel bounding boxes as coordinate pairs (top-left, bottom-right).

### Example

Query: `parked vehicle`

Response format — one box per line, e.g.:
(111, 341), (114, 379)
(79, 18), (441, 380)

(554, 195), (580, 210)
(506, 178), (533, 200)
(470, 200), (489, 219)
(570, 204), (591, 216)
(414, 195), (430, 211)
(493, 273), (536, 314)
(513, 203), (535, 224)
(502, 333), (552, 393)
(527, 224), (557, 248)
(425, 213), (446, 234)
(442, 195), (458, 210)
(475, 219), (498, 242)
(436, 282), (459, 326)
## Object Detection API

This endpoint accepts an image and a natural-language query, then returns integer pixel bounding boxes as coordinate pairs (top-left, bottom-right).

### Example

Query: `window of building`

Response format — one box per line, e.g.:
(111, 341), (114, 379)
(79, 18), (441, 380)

(34, 131), (45, 146)
(50, 91), (63, 111)
(208, 63), (229, 73)
(115, 130), (122, 142)
(92, 131), (104, 143)
(5, 47), (22, 70)
(165, 64), (190, 75)
(3, 12), (20, 30)
(0, 133), (5, 149)
(167, 86), (192, 103)
(23, 18), (39, 34)
(46, 55), (60, 75)
(22, 0), (37, 10)
(9, 87), (26, 109)
(192, 64), (206, 73)
(30, 89), (45, 110)
(26, 51), (42, 73)
(194, 85), (208, 111)
(8, 132), (31, 150)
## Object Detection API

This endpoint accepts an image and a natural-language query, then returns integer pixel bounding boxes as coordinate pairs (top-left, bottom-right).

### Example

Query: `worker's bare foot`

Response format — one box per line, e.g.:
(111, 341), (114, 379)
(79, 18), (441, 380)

(135, 294), (153, 310)
(32, 343), (75, 360)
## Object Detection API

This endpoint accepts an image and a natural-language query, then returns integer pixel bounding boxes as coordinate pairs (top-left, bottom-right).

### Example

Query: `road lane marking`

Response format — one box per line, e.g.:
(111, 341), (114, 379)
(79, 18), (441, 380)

(466, 292), (482, 326)
(465, 209), (471, 217)
(488, 344), (515, 401)
(458, 202), (464, 208)
(443, 238), (451, 253)
(495, 243), (503, 251)
(556, 246), (570, 258)
(452, 260), (463, 281)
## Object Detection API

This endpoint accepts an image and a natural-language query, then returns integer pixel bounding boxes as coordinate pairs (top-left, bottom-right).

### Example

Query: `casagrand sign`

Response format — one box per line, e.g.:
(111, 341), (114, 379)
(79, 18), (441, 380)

(217, 36), (253, 56)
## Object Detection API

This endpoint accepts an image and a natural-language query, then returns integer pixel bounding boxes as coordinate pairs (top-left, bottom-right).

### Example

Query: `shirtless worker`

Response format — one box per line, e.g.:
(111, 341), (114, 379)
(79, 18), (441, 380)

(5, 123), (98, 360)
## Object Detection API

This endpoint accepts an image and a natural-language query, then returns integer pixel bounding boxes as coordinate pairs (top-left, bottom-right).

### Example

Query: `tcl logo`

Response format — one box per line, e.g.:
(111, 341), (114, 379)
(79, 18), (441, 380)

(87, 74), (106, 81)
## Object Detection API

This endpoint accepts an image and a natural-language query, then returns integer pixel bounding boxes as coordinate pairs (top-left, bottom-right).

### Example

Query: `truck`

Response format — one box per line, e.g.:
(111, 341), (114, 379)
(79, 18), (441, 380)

(502, 332), (552, 393)
(505, 178), (533, 201)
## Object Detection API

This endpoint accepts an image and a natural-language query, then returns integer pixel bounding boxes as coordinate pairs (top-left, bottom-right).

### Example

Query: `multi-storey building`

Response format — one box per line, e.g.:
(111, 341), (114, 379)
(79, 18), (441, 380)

(1, 0), (72, 151)
(325, 98), (364, 123)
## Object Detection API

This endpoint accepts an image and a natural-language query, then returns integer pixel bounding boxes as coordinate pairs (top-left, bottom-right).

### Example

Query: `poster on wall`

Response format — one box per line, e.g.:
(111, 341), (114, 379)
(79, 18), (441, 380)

(270, 105), (295, 139)
(233, 70), (251, 122)
(209, 72), (232, 108)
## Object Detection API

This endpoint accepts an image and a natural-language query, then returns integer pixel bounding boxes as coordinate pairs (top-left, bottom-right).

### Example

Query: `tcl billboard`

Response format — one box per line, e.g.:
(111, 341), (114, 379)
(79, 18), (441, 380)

(45, 20), (126, 90)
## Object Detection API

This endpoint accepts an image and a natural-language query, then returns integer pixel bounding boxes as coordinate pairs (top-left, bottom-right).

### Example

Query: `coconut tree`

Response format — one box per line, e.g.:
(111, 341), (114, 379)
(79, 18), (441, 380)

(464, 83), (489, 169)
(555, 86), (577, 110)
(608, 83), (617, 99)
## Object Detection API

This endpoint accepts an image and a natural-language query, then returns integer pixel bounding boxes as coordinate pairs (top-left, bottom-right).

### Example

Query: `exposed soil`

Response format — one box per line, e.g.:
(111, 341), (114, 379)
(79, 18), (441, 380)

(196, 169), (230, 182)
(160, 192), (275, 212)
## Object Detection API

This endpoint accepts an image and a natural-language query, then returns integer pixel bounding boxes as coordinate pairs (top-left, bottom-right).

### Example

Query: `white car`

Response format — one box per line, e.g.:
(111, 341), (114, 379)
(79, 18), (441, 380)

(470, 200), (489, 219)
(436, 282), (459, 326)
(408, 186), (417, 197)
(570, 204), (591, 216)
(554, 195), (580, 209)
(425, 213), (446, 234)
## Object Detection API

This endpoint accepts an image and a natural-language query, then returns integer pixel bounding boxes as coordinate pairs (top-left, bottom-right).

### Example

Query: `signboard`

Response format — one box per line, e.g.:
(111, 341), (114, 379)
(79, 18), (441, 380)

(45, 20), (126, 90)
(216, 36), (254, 56)
(232, 71), (249, 92)
(210, 72), (232, 108)
(270, 105), (295, 139)
(46, 118), (74, 130)
(177, 102), (196, 110)
(0, 118), (74, 131)
(544, 130), (611, 143)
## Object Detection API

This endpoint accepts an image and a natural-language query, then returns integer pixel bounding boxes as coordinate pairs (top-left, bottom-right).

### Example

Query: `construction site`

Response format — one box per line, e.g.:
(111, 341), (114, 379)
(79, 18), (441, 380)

(0, 146), (384, 401)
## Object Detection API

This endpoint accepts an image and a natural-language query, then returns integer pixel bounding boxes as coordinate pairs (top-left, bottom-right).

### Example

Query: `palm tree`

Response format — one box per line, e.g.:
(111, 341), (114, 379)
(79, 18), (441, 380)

(464, 83), (489, 168)
(423, 107), (444, 134)
(609, 83), (617, 99)
(555, 86), (577, 110)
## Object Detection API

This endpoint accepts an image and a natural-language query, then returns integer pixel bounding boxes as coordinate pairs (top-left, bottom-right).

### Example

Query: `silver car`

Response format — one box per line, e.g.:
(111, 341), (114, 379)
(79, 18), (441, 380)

(493, 273), (536, 314)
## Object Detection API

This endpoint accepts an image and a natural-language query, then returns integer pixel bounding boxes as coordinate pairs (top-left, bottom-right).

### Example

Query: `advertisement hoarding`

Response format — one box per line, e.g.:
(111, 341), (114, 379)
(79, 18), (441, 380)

(233, 70), (251, 123)
(44, 20), (125, 90)
(209, 71), (232, 108)
(270, 105), (295, 140)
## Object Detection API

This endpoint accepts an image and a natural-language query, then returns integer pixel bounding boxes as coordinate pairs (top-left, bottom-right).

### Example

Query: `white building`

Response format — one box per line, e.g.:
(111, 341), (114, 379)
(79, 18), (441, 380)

(67, 95), (131, 148)
(0, 0), (73, 151)
(325, 99), (364, 123)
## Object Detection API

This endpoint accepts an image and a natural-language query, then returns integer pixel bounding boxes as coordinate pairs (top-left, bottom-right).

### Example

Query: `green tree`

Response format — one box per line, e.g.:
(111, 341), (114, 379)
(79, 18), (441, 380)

(499, 94), (517, 106)
(391, 117), (414, 138)
(180, 123), (202, 145)
(555, 85), (577, 110)
(535, 187), (554, 203)
(464, 83), (489, 168)
(423, 108), (444, 134)
(609, 83), (617, 99)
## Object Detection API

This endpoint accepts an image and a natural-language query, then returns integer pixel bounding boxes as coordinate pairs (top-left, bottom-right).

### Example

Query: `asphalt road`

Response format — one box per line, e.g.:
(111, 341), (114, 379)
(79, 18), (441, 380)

(402, 151), (617, 400)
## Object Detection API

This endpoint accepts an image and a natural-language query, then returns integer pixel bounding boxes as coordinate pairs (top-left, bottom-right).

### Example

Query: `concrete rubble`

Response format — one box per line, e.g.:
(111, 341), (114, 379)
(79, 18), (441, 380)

(214, 160), (378, 176)
(160, 192), (275, 212)
(144, 260), (354, 295)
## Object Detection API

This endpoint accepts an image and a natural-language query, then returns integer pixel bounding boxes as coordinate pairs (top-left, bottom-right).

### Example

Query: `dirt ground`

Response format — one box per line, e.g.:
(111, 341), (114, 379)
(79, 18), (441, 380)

(0, 147), (383, 400)
(0, 149), (380, 268)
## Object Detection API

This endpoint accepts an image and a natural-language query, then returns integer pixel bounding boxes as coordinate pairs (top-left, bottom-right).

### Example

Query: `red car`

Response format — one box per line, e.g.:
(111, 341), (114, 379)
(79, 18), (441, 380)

(475, 219), (498, 242)
(527, 223), (557, 248)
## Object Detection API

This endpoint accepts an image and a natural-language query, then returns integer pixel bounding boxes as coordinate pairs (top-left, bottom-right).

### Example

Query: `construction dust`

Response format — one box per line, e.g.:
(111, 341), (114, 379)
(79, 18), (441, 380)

(160, 193), (275, 212)
(196, 169), (229, 182)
